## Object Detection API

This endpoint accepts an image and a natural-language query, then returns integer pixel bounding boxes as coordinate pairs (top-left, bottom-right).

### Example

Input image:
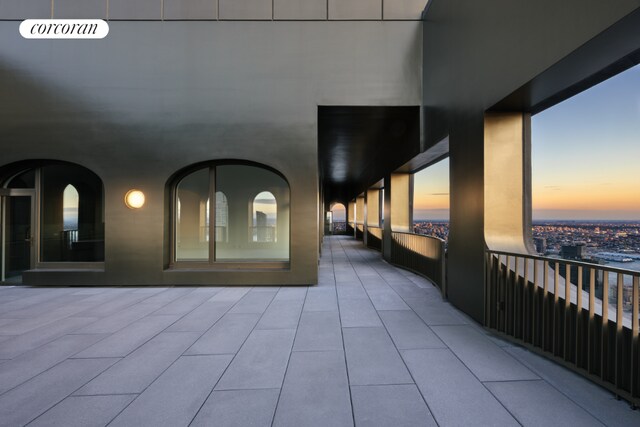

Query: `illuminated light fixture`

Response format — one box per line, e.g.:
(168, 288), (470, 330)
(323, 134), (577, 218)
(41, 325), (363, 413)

(124, 189), (145, 209)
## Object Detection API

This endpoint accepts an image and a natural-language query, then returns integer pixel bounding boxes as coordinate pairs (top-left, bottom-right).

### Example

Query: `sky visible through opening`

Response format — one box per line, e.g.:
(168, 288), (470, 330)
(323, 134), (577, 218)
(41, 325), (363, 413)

(531, 63), (640, 221)
(410, 63), (640, 222)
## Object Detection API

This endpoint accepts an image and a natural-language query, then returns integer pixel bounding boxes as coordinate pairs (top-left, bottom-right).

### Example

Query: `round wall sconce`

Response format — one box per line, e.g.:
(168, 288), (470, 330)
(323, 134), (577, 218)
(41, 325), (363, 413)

(124, 189), (145, 209)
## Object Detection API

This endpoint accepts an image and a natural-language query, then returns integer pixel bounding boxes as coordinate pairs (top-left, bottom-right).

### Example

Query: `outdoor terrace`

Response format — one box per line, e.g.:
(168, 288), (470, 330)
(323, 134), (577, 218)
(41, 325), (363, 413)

(0, 235), (638, 427)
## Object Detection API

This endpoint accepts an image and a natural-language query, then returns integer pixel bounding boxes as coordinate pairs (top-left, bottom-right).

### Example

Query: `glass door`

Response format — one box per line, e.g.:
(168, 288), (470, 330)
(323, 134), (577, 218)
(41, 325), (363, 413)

(1, 194), (34, 283)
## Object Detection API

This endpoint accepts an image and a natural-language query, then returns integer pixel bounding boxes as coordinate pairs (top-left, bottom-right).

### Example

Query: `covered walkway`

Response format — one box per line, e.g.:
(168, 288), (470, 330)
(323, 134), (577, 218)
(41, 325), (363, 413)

(0, 235), (638, 426)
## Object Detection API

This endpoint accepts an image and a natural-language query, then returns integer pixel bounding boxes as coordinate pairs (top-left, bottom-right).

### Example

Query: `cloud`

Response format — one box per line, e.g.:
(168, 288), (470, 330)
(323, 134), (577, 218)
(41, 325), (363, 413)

(429, 192), (449, 196)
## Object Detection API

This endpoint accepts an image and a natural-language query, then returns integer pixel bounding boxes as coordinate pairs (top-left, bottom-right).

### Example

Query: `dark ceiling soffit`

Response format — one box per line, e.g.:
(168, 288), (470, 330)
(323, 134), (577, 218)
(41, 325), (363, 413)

(396, 136), (448, 174)
(491, 7), (640, 115)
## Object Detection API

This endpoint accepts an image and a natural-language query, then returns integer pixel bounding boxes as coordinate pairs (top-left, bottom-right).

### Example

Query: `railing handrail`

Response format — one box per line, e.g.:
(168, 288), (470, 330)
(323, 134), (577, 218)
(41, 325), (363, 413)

(392, 230), (446, 245)
(487, 248), (640, 277)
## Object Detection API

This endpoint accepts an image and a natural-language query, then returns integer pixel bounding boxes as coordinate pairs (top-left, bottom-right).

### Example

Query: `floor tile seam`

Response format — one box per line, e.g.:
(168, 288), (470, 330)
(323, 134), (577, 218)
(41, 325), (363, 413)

(499, 347), (629, 426)
(63, 392), (140, 397)
(290, 348), (345, 354)
(267, 285), (309, 427)
(348, 382), (417, 387)
(185, 288), (292, 427)
(481, 379), (545, 384)
(20, 355), (121, 427)
(330, 239), (358, 427)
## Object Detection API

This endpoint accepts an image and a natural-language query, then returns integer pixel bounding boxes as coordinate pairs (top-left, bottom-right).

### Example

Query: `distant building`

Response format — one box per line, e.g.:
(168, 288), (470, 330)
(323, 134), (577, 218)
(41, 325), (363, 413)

(533, 237), (546, 255)
(561, 243), (586, 260)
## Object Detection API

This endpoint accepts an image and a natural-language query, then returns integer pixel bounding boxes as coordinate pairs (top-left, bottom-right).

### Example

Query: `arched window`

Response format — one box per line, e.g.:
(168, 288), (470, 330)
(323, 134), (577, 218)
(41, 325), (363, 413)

(253, 191), (277, 242)
(63, 184), (79, 232)
(172, 162), (290, 265)
(0, 162), (104, 271)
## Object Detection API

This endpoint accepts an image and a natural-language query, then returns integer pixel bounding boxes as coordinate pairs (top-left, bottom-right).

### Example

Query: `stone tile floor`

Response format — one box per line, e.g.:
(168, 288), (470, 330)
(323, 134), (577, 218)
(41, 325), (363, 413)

(0, 235), (639, 426)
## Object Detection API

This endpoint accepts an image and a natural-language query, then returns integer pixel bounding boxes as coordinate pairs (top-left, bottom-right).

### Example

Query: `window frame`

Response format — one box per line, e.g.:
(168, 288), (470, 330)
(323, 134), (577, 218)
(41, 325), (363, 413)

(169, 161), (290, 270)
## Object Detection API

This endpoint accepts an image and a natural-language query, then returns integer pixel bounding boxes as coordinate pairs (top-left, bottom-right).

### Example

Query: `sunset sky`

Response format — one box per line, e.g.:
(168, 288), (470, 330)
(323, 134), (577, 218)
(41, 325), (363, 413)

(530, 63), (640, 220)
(410, 63), (640, 221)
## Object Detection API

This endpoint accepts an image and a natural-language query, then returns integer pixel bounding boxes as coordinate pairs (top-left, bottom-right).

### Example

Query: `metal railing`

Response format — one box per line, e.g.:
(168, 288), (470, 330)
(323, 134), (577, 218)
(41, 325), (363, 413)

(485, 250), (640, 406)
(366, 226), (383, 252)
(390, 231), (446, 297)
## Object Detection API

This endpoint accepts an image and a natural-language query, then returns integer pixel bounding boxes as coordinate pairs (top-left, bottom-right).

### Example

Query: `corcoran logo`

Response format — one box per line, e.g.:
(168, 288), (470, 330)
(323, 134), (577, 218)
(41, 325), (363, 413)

(19, 19), (109, 39)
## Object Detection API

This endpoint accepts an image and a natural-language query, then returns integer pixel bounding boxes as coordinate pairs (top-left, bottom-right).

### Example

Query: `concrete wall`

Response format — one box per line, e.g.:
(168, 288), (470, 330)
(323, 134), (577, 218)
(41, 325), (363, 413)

(0, 20), (422, 285)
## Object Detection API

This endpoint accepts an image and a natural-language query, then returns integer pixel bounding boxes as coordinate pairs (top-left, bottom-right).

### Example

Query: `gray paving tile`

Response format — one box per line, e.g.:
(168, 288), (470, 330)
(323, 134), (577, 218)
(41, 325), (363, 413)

(378, 310), (446, 350)
(1, 294), (87, 318)
(191, 389), (280, 427)
(0, 333), (107, 395)
(185, 313), (261, 355)
(77, 302), (168, 334)
(152, 288), (219, 315)
(486, 380), (604, 427)
(366, 289), (410, 310)
(339, 298), (382, 328)
(256, 299), (304, 330)
(273, 350), (352, 427)
(401, 349), (519, 426)
(273, 286), (307, 301)
(0, 315), (98, 359)
(73, 315), (180, 358)
(209, 287), (251, 302)
(28, 395), (136, 427)
(294, 311), (343, 352)
(343, 327), (412, 385)
(404, 297), (468, 325)
(76, 332), (200, 395)
(228, 290), (277, 314)
(505, 346), (640, 426)
(73, 291), (152, 318)
(304, 288), (338, 312)
(0, 303), (93, 335)
(0, 358), (118, 427)
(166, 301), (233, 332)
(431, 325), (538, 382)
(336, 283), (369, 299)
(216, 329), (296, 390)
(109, 355), (232, 427)
(351, 384), (436, 427)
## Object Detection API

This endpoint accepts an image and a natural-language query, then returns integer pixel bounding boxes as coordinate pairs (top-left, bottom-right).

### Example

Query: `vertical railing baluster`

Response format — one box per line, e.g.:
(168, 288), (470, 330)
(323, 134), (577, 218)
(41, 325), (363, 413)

(531, 259), (540, 345)
(632, 275), (639, 400)
(588, 268), (595, 375)
(602, 273), (609, 382)
(553, 262), (560, 356)
(543, 260), (549, 352)
(523, 257), (529, 342)
(565, 265), (571, 360)
(512, 256), (520, 338)
(576, 266), (583, 368)
(615, 273), (623, 391)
